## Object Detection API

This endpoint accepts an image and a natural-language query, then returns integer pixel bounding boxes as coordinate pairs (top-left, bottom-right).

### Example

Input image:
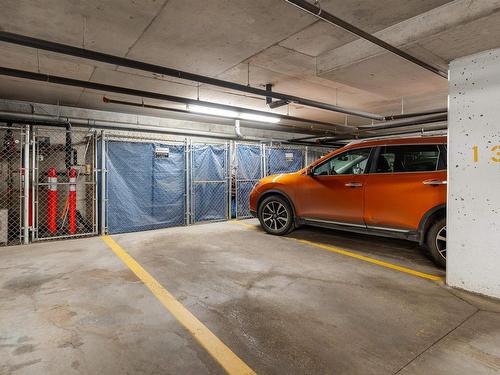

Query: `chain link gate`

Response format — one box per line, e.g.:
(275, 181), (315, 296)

(32, 126), (97, 241)
(190, 142), (230, 223)
(235, 143), (263, 218)
(105, 134), (187, 234)
(306, 146), (336, 165)
(265, 143), (306, 176)
(0, 125), (27, 246)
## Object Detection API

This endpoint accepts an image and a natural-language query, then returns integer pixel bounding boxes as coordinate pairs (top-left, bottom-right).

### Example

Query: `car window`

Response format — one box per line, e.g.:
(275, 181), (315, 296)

(375, 144), (441, 173)
(313, 148), (371, 176)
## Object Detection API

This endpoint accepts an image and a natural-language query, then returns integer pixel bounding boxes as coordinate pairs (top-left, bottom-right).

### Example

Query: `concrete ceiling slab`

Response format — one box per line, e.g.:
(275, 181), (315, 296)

(0, 0), (167, 56)
(319, 50), (447, 99)
(124, 0), (315, 76)
(279, 0), (453, 56)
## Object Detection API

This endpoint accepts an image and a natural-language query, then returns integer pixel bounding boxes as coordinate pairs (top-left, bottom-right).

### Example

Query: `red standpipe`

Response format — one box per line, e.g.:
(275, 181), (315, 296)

(47, 168), (58, 234)
(68, 168), (77, 234)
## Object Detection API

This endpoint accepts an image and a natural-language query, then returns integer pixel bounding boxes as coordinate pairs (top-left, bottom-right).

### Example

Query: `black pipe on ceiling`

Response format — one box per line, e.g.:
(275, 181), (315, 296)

(317, 124), (447, 143)
(358, 113), (447, 131)
(285, 0), (448, 79)
(0, 66), (351, 133)
(0, 31), (385, 121)
(384, 108), (447, 120)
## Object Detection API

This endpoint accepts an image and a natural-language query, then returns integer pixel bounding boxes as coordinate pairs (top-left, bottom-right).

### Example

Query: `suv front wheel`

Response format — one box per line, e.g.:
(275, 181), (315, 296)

(258, 195), (294, 235)
(426, 218), (446, 268)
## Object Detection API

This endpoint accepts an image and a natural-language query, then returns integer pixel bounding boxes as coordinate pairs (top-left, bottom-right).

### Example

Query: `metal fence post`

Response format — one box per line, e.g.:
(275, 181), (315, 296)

(227, 141), (232, 220)
(100, 130), (106, 235)
(185, 138), (190, 226)
(23, 127), (30, 244)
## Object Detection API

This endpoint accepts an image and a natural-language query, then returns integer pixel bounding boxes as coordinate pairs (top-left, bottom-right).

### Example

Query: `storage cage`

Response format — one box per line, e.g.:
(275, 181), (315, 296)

(0, 125), (27, 246)
(32, 126), (98, 241)
(234, 143), (264, 218)
(265, 143), (306, 176)
(104, 134), (188, 234)
(190, 142), (230, 223)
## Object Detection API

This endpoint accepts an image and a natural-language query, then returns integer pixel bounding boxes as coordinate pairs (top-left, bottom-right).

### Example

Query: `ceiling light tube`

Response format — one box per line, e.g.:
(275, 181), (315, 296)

(188, 104), (238, 118)
(239, 113), (280, 124)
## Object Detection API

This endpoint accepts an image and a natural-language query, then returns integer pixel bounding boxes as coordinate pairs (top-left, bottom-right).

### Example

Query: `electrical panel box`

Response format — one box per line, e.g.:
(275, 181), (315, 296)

(0, 209), (8, 244)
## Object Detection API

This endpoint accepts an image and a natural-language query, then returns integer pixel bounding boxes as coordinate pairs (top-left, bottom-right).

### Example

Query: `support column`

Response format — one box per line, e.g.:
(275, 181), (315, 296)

(448, 48), (500, 299)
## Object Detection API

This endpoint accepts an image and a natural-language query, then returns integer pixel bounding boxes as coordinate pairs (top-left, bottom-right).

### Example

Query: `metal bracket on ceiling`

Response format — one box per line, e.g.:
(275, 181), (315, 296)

(265, 83), (289, 109)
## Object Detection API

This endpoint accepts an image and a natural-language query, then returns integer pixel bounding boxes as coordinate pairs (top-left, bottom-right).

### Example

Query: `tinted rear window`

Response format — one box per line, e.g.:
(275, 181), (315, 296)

(375, 145), (441, 173)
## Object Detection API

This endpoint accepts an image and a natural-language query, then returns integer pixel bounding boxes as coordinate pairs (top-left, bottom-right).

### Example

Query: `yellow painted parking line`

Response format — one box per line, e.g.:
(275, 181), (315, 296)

(230, 220), (444, 282)
(230, 220), (259, 230)
(101, 235), (257, 375)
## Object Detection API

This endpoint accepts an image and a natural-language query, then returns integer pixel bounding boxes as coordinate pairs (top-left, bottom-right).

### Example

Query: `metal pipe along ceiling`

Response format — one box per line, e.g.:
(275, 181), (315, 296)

(102, 96), (346, 132)
(358, 113), (447, 131)
(285, 0), (448, 79)
(0, 66), (351, 133)
(0, 31), (385, 121)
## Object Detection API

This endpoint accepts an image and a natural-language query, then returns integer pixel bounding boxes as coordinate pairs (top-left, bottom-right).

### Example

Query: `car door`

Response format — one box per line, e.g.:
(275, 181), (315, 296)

(363, 144), (447, 231)
(299, 147), (373, 226)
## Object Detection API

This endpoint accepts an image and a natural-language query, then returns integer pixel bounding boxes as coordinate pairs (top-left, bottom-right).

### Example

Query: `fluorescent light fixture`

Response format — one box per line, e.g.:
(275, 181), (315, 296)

(188, 104), (281, 124)
(239, 113), (280, 123)
(188, 105), (238, 118)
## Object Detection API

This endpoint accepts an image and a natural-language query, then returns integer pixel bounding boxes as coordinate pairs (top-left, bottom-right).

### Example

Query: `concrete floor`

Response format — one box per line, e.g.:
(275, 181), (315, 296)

(1, 220), (500, 375)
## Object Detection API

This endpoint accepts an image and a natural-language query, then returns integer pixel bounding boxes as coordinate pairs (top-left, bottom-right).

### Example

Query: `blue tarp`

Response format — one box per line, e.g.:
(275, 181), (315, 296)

(267, 147), (303, 175)
(236, 144), (262, 218)
(236, 144), (261, 180)
(191, 144), (227, 222)
(107, 141), (185, 234)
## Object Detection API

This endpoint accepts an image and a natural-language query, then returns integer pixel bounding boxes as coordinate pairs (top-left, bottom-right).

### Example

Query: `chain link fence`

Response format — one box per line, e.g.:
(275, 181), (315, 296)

(265, 143), (306, 176)
(190, 142), (230, 223)
(306, 146), (337, 165)
(32, 126), (97, 240)
(0, 125), (25, 246)
(1, 123), (336, 244)
(235, 143), (263, 218)
(104, 133), (187, 234)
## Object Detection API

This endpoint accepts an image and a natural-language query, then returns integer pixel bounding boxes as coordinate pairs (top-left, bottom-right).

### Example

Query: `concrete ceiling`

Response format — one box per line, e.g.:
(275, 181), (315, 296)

(1, 0), (499, 129)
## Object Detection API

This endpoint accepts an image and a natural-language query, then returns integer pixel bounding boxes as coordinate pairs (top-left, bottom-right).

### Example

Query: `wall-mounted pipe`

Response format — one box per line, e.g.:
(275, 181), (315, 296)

(234, 119), (243, 138)
(318, 124), (447, 143)
(384, 108), (447, 121)
(358, 113), (447, 131)
(0, 66), (350, 133)
(0, 111), (319, 146)
(285, 0), (447, 79)
(102, 96), (341, 134)
(0, 31), (385, 120)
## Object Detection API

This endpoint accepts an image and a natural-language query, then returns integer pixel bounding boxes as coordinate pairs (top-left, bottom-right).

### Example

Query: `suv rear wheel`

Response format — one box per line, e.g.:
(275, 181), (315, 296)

(426, 218), (446, 268)
(258, 195), (294, 235)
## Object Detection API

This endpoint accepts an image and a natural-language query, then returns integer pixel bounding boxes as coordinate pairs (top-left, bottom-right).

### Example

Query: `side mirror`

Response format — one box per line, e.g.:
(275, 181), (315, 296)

(306, 167), (315, 176)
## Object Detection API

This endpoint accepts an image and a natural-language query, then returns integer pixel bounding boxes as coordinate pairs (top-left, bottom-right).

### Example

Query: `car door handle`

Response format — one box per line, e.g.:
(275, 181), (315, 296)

(345, 182), (363, 188)
(423, 179), (447, 185)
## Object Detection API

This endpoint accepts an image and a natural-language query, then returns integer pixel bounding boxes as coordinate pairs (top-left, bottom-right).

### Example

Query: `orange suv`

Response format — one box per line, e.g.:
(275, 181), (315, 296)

(250, 137), (447, 267)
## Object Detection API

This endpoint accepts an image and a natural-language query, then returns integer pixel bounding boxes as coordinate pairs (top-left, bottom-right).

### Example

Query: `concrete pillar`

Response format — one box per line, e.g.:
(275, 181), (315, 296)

(448, 48), (500, 299)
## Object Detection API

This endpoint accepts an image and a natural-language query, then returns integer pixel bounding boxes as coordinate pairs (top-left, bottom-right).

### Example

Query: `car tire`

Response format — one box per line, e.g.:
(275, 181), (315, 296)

(258, 195), (294, 236)
(426, 218), (446, 268)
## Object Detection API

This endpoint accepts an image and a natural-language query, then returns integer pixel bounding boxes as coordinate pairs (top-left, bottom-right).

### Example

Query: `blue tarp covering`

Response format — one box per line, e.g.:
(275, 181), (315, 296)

(107, 141), (185, 234)
(191, 144), (227, 222)
(267, 147), (303, 175)
(236, 144), (262, 218)
(236, 144), (261, 180)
